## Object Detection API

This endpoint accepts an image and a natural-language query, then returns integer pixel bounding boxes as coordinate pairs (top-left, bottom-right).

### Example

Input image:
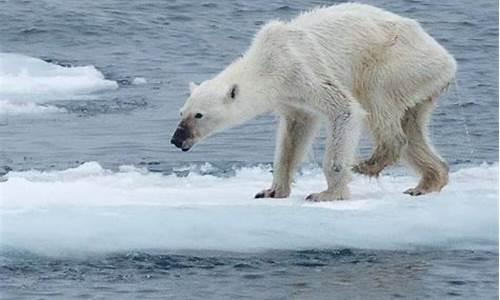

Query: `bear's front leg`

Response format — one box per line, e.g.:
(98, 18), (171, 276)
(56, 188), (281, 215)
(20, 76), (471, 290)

(255, 109), (318, 199)
(306, 104), (362, 202)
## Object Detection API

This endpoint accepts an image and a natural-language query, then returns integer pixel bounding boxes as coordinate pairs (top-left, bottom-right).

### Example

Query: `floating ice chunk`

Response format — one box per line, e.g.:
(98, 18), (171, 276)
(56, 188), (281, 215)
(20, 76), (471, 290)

(132, 77), (147, 85)
(0, 162), (498, 255)
(0, 53), (118, 101)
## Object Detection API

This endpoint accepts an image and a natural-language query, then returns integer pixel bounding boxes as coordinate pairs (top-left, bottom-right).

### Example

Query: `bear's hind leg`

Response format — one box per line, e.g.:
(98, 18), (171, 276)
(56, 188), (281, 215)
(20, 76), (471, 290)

(255, 108), (319, 199)
(353, 107), (408, 177)
(401, 98), (449, 196)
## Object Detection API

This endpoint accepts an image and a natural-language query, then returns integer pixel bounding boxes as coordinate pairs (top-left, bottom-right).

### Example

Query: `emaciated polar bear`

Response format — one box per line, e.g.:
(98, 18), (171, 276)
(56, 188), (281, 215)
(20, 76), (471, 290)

(171, 3), (456, 201)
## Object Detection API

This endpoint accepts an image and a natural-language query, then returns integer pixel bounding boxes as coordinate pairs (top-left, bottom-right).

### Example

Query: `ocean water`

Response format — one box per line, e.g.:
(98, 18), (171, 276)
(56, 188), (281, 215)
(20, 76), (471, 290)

(0, 0), (498, 299)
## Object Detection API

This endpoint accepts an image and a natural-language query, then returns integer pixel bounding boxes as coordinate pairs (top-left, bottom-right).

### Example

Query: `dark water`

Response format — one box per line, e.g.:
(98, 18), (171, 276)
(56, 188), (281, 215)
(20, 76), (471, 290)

(0, 0), (498, 173)
(0, 0), (498, 299)
(1, 249), (498, 299)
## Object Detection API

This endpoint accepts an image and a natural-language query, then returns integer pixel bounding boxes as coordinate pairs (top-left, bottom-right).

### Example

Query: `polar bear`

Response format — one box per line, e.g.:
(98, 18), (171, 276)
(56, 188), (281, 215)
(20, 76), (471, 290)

(171, 3), (456, 201)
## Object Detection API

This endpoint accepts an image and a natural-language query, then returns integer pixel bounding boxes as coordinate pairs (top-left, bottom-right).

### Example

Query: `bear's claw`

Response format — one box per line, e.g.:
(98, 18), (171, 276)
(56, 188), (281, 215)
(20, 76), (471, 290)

(305, 190), (348, 202)
(254, 187), (290, 199)
(404, 188), (424, 196)
(254, 189), (275, 198)
(305, 194), (317, 201)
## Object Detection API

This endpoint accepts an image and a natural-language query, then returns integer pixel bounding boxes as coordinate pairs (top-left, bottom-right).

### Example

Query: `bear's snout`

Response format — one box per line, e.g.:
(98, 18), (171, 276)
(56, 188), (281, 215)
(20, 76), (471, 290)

(171, 125), (192, 151)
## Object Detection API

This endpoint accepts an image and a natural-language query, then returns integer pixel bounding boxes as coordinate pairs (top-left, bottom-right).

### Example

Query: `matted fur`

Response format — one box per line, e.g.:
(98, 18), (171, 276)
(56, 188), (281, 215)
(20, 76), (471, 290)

(175, 3), (456, 201)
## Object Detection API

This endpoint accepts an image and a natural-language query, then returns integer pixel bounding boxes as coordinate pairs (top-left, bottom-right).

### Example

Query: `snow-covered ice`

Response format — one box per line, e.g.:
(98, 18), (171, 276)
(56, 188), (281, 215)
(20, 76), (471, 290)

(0, 53), (117, 115)
(1, 162), (497, 255)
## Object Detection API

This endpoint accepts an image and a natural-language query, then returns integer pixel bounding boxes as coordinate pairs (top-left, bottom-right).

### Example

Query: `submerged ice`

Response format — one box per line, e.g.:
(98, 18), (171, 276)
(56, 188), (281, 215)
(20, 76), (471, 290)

(0, 162), (497, 255)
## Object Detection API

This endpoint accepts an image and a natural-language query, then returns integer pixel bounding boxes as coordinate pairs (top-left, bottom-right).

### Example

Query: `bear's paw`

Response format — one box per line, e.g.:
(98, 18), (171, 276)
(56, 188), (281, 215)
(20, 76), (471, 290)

(254, 187), (289, 199)
(305, 190), (350, 202)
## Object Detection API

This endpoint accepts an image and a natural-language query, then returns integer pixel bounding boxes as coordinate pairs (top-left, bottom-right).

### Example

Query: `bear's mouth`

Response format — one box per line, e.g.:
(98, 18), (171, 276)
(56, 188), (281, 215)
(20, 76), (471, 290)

(171, 140), (193, 152)
(171, 137), (195, 152)
(180, 138), (196, 152)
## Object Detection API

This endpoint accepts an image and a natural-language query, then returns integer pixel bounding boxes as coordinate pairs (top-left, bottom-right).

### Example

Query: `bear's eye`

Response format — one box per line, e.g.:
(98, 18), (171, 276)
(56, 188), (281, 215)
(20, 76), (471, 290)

(195, 113), (204, 119)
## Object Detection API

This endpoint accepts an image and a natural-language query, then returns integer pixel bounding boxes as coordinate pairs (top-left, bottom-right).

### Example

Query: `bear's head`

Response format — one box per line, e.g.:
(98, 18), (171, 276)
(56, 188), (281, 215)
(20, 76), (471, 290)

(171, 79), (264, 152)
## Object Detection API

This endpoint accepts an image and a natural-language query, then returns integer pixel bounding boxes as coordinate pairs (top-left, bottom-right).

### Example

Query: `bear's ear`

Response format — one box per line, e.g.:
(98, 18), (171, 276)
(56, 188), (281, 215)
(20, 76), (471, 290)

(226, 84), (238, 101)
(189, 82), (198, 94)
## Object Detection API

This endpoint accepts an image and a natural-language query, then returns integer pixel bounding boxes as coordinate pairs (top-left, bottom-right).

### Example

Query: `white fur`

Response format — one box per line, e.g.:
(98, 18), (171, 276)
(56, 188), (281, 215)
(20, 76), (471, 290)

(179, 3), (457, 201)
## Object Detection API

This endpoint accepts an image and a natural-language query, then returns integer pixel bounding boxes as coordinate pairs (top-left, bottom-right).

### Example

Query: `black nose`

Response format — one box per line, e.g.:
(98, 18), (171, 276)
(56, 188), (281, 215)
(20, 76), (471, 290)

(171, 126), (189, 148)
